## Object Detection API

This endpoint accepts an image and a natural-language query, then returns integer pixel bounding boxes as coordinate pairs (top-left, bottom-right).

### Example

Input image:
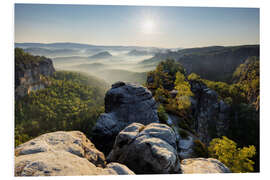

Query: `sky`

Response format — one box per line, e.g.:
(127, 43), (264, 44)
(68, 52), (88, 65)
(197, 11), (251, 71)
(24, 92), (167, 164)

(15, 4), (259, 48)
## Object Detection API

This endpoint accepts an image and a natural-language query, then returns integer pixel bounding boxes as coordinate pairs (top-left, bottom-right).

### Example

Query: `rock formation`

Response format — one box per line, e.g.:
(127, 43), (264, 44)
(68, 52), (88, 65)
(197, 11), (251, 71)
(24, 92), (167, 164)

(189, 79), (230, 144)
(107, 123), (181, 174)
(181, 158), (231, 173)
(15, 49), (55, 99)
(14, 129), (232, 176)
(15, 131), (106, 167)
(92, 81), (159, 154)
(15, 131), (134, 176)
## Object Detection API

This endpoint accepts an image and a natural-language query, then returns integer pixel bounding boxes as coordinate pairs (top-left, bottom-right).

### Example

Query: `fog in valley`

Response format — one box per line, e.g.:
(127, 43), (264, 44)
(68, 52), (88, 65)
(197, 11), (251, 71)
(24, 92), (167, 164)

(15, 43), (163, 85)
(54, 53), (153, 85)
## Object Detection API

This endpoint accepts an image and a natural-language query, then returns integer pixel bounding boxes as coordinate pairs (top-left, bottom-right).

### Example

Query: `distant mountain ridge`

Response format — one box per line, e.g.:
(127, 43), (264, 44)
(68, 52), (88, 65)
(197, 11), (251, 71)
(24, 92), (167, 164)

(88, 51), (112, 59)
(142, 45), (259, 82)
(15, 42), (161, 51)
(126, 49), (153, 56)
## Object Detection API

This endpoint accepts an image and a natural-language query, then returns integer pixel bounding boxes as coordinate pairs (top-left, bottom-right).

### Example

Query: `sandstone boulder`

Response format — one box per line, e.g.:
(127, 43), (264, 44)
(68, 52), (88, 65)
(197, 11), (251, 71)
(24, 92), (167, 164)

(15, 151), (135, 176)
(181, 158), (231, 174)
(105, 162), (135, 175)
(15, 131), (135, 176)
(15, 151), (109, 176)
(107, 123), (181, 174)
(92, 82), (159, 154)
(15, 131), (106, 167)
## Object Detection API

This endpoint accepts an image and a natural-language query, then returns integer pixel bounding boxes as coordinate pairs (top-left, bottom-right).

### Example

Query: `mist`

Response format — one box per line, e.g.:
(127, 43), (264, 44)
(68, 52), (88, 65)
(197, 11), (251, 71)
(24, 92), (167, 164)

(15, 43), (159, 85)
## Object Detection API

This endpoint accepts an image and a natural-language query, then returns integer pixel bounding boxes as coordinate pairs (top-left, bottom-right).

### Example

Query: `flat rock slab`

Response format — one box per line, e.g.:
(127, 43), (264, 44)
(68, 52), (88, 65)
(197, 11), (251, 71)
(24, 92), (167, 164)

(181, 158), (231, 174)
(15, 131), (106, 167)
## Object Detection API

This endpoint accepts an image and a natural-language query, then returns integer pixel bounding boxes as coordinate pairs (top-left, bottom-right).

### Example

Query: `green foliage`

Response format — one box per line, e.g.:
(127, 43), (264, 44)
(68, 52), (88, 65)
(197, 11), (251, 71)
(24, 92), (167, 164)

(154, 87), (169, 103)
(208, 136), (256, 173)
(175, 72), (193, 111)
(188, 73), (247, 104)
(15, 48), (48, 66)
(187, 73), (200, 81)
(147, 59), (185, 91)
(15, 71), (107, 146)
(146, 58), (259, 172)
(233, 56), (260, 110)
(157, 104), (168, 124)
(147, 59), (194, 130)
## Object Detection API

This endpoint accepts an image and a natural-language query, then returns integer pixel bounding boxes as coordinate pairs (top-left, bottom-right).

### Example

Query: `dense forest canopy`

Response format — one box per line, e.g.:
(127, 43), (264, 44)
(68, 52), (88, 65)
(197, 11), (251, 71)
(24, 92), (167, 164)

(15, 71), (109, 146)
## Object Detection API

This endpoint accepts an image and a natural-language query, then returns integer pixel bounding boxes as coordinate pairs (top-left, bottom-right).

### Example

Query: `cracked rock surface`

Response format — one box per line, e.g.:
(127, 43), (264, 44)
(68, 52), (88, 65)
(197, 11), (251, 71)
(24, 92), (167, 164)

(107, 123), (181, 174)
(92, 82), (159, 154)
(181, 158), (231, 173)
(15, 131), (135, 176)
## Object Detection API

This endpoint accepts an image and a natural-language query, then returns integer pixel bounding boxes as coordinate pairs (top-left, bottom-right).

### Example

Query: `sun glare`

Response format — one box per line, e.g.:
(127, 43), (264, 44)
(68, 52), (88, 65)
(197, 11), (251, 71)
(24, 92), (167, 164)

(142, 19), (155, 34)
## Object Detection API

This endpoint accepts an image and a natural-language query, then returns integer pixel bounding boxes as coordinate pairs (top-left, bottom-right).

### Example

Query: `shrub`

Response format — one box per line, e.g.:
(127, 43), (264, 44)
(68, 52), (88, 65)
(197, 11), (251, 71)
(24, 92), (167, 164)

(157, 104), (168, 124)
(208, 136), (256, 173)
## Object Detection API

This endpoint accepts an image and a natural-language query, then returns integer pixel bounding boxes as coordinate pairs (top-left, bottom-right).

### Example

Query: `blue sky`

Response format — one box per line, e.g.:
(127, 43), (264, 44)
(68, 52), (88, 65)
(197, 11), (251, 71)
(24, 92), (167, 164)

(15, 4), (259, 48)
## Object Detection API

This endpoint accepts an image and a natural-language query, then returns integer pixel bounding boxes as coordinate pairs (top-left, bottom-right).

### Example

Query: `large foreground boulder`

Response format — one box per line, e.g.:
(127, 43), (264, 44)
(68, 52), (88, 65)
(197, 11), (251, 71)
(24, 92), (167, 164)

(181, 158), (231, 174)
(15, 131), (106, 167)
(15, 131), (135, 176)
(15, 151), (135, 176)
(107, 123), (181, 174)
(92, 81), (159, 154)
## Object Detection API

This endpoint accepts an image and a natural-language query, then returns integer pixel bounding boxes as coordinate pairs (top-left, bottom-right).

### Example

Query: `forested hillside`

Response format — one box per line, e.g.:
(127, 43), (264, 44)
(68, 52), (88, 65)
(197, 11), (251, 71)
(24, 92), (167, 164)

(15, 50), (109, 147)
(146, 59), (259, 172)
(142, 45), (259, 82)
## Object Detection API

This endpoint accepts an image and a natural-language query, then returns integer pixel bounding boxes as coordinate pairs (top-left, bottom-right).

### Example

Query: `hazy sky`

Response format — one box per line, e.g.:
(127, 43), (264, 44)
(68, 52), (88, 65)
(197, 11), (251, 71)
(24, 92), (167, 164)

(15, 4), (259, 48)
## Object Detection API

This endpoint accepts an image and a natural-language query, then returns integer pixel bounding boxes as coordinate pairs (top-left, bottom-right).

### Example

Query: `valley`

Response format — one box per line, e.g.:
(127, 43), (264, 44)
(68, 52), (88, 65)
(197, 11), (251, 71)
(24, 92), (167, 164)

(14, 43), (260, 174)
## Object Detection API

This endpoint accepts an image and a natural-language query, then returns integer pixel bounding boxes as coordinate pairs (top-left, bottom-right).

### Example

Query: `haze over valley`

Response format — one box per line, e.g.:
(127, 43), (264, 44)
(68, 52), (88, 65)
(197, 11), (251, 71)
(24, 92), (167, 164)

(15, 42), (166, 84)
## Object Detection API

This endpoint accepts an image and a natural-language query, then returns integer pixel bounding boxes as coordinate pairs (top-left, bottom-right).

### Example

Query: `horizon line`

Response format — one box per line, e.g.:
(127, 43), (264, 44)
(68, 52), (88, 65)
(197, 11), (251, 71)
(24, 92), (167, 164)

(14, 41), (260, 49)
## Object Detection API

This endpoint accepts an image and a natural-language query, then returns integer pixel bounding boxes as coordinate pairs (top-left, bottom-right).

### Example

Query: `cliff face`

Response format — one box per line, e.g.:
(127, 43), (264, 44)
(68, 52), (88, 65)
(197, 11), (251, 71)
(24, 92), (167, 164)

(189, 79), (230, 144)
(15, 48), (55, 99)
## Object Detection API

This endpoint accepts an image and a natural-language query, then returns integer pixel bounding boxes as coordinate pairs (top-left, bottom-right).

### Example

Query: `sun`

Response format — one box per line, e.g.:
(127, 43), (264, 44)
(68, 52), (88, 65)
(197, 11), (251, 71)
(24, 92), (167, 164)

(142, 19), (155, 34)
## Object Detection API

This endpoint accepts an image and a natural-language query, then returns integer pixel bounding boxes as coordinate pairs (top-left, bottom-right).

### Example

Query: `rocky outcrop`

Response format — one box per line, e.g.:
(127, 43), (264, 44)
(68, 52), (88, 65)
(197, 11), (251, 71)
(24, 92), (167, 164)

(181, 158), (231, 173)
(167, 114), (208, 159)
(92, 82), (159, 154)
(189, 80), (230, 144)
(15, 131), (106, 167)
(15, 131), (134, 176)
(107, 123), (181, 174)
(15, 151), (110, 176)
(15, 49), (55, 99)
(105, 162), (135, 175)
